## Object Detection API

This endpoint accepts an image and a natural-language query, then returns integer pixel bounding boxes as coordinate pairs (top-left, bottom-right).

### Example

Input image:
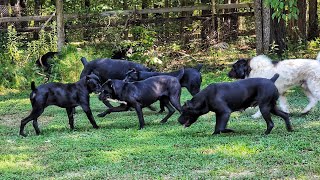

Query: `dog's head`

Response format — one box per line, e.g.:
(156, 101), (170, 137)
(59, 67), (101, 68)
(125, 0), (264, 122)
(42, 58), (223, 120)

(228, 59), (251, 79)
(178, 100), (201, 127)
(98, 79), (118, 101)
(124, 68), (140, 82)
(85, 73), (102, 94)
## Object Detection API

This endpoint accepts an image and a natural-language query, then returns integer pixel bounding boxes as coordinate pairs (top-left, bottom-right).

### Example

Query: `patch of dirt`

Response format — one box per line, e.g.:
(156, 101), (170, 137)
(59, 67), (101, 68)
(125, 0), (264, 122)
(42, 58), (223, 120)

(0, 113), (53, 127)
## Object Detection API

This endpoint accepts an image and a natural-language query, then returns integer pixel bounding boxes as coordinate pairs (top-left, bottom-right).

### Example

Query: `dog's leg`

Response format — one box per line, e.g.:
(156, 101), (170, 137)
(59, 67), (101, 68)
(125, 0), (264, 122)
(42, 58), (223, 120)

(20, 107), (44, 137)
(259, 105), (274, 135)
(271, 107), (293, 132)
(102, 100), (114, 108)
(169, 92), (182, 113)
(97, 104), (130, 117)
(66, 108), (75, 129)
(32, 119), (40, 135)
(80, 104), (99, 129)
(213, 111), (232, 134)
(279, 95), (290, 113)
(133, 104), (145, 129)
(158, 101), (165, 113)
(301, 89), (318, 114)
(160, 99), (175, 123)
(147, 105), (157, 112)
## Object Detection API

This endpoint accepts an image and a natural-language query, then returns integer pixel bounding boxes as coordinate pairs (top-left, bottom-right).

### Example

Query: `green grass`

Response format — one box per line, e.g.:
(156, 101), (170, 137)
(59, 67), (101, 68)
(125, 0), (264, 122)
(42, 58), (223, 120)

(1, 71), (320, 179)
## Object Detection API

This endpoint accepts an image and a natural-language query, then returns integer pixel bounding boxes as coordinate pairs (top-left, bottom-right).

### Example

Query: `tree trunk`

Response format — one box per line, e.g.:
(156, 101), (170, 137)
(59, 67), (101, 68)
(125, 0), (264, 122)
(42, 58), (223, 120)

(288, 0), (306, 42)
(180, 0), (194, 47)
(164, 0), (170, 38)
(56, 0), (65, 51)
(201, 0), (211, 46)
(270, 8), (286, 57)
(308, 0), (319, 40)
(142, 0), (148, 19)
(297, 0), (306, 42)
(33, 0), (41, 39)
(123, 0), (129, 39)
(254, 0), (271, 54)
(83, 0), (90, 41)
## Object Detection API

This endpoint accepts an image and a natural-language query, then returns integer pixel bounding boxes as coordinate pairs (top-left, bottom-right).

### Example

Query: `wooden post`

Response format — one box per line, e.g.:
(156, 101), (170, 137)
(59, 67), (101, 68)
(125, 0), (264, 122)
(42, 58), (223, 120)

(211, 0), (219, 39)
(254, 0), (263, 54)
(262, 2), (270, 53)
(56, 0), (64, 51)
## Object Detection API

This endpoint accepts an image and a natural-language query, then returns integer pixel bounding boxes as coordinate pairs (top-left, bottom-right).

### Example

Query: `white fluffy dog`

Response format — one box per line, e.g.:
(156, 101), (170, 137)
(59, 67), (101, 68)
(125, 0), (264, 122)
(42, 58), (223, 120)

(228, 53), (320, 117)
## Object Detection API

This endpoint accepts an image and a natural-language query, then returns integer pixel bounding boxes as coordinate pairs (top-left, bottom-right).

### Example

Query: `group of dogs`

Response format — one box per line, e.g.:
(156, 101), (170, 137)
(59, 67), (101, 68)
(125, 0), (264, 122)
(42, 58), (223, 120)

(20, 53), (320, 137)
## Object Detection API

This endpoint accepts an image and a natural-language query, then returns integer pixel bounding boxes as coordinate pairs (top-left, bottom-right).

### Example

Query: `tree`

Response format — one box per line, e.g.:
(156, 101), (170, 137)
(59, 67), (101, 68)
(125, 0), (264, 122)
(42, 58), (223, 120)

(308, 0), (319, 40)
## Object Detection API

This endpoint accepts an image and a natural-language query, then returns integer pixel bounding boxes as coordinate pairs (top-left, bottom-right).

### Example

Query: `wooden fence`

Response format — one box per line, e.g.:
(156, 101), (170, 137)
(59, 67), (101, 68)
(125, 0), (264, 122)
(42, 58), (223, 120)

(0, 1), (255, 51)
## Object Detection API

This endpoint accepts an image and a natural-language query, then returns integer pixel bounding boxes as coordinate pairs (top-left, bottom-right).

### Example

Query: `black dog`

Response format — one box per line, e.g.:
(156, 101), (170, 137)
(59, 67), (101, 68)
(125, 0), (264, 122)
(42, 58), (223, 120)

(124, 68), (185, 113)
(19, 73), (101, 137)
(124, 64), (203, 96)
(178, 74), (293, 135)
(98, 74), (184, 129)
(80, 57), (153, 109)
(35, 51), (58, 72)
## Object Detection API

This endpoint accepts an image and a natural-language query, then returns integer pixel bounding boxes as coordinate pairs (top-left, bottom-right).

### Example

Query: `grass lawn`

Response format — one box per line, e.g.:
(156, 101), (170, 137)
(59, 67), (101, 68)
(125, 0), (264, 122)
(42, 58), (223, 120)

(1, 71), (320, 179)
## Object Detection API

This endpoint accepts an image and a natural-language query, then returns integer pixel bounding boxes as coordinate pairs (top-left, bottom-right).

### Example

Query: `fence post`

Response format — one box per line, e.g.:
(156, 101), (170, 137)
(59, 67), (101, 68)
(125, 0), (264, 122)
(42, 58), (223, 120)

(254, 0), (270, 54)
(211, 0), (218, 40)
(56, 0), (65, 51)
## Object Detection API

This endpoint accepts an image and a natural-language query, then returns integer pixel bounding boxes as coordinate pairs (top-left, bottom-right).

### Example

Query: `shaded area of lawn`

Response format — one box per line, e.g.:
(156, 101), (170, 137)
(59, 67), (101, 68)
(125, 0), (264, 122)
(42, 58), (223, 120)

(0, 72), (320, 179)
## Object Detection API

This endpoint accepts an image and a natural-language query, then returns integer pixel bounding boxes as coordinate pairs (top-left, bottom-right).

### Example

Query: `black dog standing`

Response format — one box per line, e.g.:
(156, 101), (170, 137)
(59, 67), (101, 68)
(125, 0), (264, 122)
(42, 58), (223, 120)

(19, 73), (101, 137)
(178, 74), (293, 135)
(79, 57), (153, 109)
(98, 73), (184, 129)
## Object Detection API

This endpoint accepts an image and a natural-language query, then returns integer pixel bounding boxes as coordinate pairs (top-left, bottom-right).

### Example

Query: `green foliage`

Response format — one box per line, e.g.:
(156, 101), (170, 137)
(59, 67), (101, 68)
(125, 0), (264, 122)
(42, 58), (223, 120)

(265, 0), (299, 22)
(0, 24), (58, 90)
(122, 26), (159, 65)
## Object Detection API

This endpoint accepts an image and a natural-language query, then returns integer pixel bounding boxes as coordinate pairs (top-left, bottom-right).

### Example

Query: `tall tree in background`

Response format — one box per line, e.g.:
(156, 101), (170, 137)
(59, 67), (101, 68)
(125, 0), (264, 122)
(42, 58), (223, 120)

(34, 0), (41, 39)
(180, 0), (194, 47)
(308, 0), (319, 40)
(142, 0), (148, 19)
(200, 0), (211, 46)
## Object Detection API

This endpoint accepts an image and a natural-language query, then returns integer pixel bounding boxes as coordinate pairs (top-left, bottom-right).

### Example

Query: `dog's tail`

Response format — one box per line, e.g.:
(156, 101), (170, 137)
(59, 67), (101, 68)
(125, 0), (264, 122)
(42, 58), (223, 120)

(270, 73), (280, 83)
(81, 57), (88, 66)
(195, 64), (203, 72)
(31, 81), (37, 91)
(177, 68), (185, 81)
(316, 52), (320, 61)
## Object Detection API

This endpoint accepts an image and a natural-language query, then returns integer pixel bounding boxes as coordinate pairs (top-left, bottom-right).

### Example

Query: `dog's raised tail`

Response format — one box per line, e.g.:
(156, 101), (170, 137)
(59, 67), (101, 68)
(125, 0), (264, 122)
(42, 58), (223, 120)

(195, 64), (203, 72)
(316, 52), (320, 61)
(31, 81), (36, 91)
(81, 57), (88, 66)
(270, 73), (280, 83)
(177, 68), (185, 81)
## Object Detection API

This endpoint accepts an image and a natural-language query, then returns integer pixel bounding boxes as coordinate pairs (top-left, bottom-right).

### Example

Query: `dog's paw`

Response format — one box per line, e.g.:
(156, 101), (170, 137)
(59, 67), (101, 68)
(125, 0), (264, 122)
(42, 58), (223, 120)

(93, 125), (100, 129)
(19, 133), (27, 137)
(221, 129), (235, 133)
(160, 119), (167, 124)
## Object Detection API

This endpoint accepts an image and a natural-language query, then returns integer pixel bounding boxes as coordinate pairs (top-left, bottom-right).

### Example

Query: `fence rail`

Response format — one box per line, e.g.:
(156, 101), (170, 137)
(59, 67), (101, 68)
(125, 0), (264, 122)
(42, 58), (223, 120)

(0, 3), (254, 24)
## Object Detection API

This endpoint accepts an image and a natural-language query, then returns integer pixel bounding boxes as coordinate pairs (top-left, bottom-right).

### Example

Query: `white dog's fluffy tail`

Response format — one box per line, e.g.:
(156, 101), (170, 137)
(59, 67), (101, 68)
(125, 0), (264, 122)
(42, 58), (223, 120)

(316, 52), (320, 61)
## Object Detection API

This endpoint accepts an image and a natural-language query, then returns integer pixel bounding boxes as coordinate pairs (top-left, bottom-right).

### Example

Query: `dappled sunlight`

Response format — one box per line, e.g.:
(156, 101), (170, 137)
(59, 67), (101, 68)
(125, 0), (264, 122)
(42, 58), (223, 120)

(0, 98), (29, 106)
(0, 88), (20, 96)
(0, 153), (45, 172)
(198, 143), (259, 158)
(302, 121), (320, 129)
